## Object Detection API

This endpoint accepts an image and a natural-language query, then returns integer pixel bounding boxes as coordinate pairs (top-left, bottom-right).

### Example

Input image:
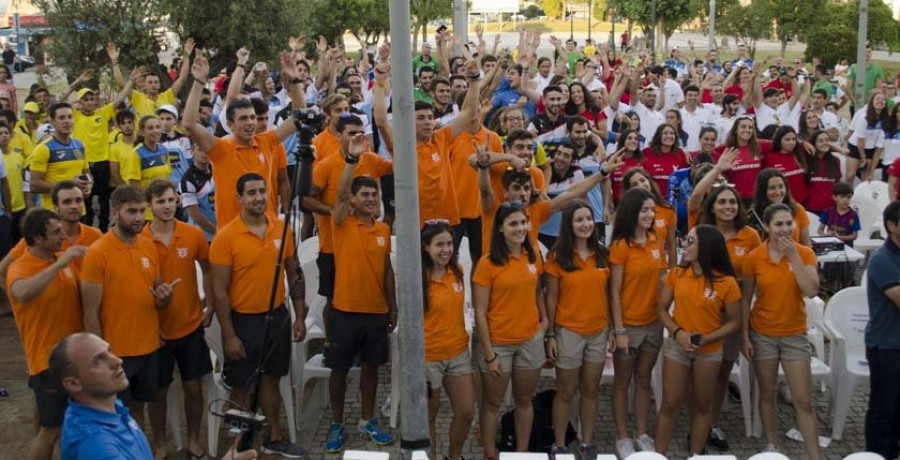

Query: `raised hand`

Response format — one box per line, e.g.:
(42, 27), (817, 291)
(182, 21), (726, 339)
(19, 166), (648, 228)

(57, 245), (87, 268)
(475, 24), (484, 40)
(347, 133), (367, 158)
(716, 147), (738, 171)
(374, 61), (391, 85)
(235, 47), (250, 66)
(316, 35), (327, 54)
(129, 66), (146, 83)
(280, 51), (299, 80)
(106, 42), (119, 62)
(463, 59), (479, 79)
(76, 69), (95, 83)
(191, 50), (210, 82)
(182, 37), (195, 58)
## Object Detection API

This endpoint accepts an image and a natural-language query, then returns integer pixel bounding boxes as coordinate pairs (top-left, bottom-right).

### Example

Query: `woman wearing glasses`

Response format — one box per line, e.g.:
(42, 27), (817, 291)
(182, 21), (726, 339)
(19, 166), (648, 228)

(545, 200), (612, 460)
(742, 203), (821, 459)
(622, 168), (677, 268)
(609, 187), (668, 458)
(653, 224), (741, 456)
(420, 220), (476, 460)
(715, 115), (772, 206)
(473, 202), (546, 459)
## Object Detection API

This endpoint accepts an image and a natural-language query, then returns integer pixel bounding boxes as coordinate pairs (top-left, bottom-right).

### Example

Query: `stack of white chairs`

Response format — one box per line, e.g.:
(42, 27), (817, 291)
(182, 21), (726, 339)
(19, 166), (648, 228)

(624, 452), (667, 460)
(843, 453), (886, 460)
(823, 286), (870, 440)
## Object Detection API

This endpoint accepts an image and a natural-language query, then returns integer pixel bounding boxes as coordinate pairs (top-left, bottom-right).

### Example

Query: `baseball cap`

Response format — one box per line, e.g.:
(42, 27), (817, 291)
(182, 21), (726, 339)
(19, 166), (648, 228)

(155, 104), (178, 117)
(24, 101), (39, 113)
(77, 88), (95, 100)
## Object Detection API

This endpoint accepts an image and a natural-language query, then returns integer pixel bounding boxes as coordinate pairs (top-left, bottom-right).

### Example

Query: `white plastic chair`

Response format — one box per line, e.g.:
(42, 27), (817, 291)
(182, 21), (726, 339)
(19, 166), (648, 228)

(823, 286), (870, 440)
(806, 211), (820, 232)
(690, 456), (738, 460)
(553, 454), (576, 460)
(843, 453), (886, 460)
(624, 452), (667, 460)
(851, 195), (886, 255)
(860, 268), (868, 287)
(747, 453), (790, 460)
(854, 180), (891, 210)
(597, 455), (619, 460)
(499, 453), (549, 460)
(343, 451), (390, 460)
(298, 235), (319, 265)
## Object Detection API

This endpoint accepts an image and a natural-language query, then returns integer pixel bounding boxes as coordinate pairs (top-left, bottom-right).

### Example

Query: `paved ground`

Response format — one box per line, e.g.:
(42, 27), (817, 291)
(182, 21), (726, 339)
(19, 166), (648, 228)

(0, 312), (873, 459)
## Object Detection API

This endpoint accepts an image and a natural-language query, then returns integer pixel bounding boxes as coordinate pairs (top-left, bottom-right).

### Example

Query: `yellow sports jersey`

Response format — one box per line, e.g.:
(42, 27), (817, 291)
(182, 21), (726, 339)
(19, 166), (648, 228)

(29, 137), (88, 209)
(130, 89), (175, 119)
(120, 143), (171, 187)
(10, 130), (33, 161)
(108, 137), (133, 164)
(14, 120), (35, 144)
(2, 150), (26, 212)
(73, 104), (116, 163)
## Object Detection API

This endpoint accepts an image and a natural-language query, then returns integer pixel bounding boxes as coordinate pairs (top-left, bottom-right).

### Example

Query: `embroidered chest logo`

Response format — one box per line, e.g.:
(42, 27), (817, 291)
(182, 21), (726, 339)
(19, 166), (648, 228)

(176, 247), (188, 258)
(64, 267), (74, 278)
(651, 249), (661, 259)
(704, 287), (716, 299)
(273, 239), (282, 249)
(655, 218), (665, 228)
(141, 257), (150, 269)
(431, 152), (440, 163)
(453, 282), (463, 293)
(527, 263), (537, 274)
(376, 236), (386, 247)
(734, 246), (746, 257)
(258, 152), (265, 163)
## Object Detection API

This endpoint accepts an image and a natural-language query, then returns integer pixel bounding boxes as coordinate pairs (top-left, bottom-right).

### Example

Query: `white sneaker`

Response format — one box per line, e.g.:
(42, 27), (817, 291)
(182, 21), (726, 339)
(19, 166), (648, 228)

(616, 438), (636, 459)
(635, 433), (656, 452)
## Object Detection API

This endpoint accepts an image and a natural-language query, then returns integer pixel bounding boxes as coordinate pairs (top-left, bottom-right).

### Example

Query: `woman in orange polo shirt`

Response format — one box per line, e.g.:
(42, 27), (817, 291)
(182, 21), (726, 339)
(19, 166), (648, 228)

(742, 203), (821, 459)
(654, 224), (741, 456)
(687, 147), (737, 231)
(609, 188), (667, 457)
(750, 168), (811, 246)
(473, 202), (546, 460)
(545, 200), (611, 458)
(698, 182), (761, 448)
(420, 220), (475, 460)
(622, 168), (677, 268)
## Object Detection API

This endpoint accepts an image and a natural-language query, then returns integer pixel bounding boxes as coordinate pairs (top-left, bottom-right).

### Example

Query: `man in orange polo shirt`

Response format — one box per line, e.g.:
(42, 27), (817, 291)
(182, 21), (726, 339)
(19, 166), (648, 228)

(0, 181), (102, 284)
(81, 185), (180, 430)
(6, 209), (85, 460)
(141, 179), (212, 460)
(210, 172), (306, 458)
(183, 49), (306, 228)
(324, 140), (396, 453)
(449, 126), (503, 261)
(311, 94), (351, 162)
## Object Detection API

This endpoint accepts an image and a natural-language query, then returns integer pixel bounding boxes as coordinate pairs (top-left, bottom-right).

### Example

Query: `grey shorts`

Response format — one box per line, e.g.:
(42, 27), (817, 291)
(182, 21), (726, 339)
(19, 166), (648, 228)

(426, 349), (474, 390)
(749, 330), (811, 361)
(722, 332), (742, 362)
(555, 326), (609, 369)
(613, 321), (663, 359)
(663, 337), (724, 366)
(476, 331), (546, 373)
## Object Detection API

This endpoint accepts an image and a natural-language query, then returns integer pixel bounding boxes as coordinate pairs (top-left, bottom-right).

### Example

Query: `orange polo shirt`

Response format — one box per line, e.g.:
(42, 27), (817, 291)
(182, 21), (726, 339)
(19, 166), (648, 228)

(210, 215), (296, 314)
(449, 128), (503, 219)
(80, 232), (161, 357)
(206, 131), (287, 228)
(545, 252), (610, 335)
(743, 243), (817, 337)
(417, 126), (460, 226)
(472, 252), (543, 344)
(6, 249), (84, 375)
(481, 199), (551, 255)
(665, 267), (741, 353)
(7, 223), (102, 272)
(488, 162), (547, 207)
(312, 152), (392, 253)
(726, 226), (762, 275)
(332, 214), (392, 314)
(792, 203), (810, 243)
(140, 221), (209, 340)
(424, 268), (469, 361)
(312, 129), (342, 164)
(609, 232), (667, 326)
(654, 204), (677, 264)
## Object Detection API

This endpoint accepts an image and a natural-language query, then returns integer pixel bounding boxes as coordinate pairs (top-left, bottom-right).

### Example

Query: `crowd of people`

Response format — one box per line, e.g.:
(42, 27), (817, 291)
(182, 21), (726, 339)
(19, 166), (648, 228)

(0, 26), (899, 460)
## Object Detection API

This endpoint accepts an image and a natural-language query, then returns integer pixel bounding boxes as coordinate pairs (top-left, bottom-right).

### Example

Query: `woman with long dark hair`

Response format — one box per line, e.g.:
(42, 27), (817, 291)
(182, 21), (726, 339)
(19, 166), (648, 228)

(716, 116), (772, 204)
(546, 201), (612, 459)
(765, 126), (808, 205)
(642, 123), (689, 196)
(623, 168), (677, 268)
(847, 91), (889, 180)
(609, 188), (667, 458)
(610, 129), (644, 204)
(473, 203), (546, 459)
(665, 110), (689, 149)
(566, 81), (607, 135)
(751, 168), (811, 246)
(420, 221), (475, 460)
(742, 204), (821, 459)
(654, 224), (741, 456)
(805, 129), (843, 215)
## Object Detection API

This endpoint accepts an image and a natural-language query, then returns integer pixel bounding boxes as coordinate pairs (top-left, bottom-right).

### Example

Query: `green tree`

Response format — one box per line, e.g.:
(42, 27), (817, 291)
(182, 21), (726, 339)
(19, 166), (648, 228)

(717, 0), (772, 58)
(804, 0), (900, 64)
(616, 0), (693, 53)
(33, 0), (165, 81)
(541, 0), (565, 20)
(769, 0), (825, 56)
(410, 0), (453, 52)
(522, 4), (545, 19)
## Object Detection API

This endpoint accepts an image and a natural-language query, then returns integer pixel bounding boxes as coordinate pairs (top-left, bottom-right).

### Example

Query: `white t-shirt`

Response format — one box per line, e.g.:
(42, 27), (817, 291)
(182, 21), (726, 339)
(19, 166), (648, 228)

(755, 102), (796, 132)
(816, 109), (841, 134)
(679, 105), (714, 151)
(716, 115), (737, 142)
(882, 131), (900, 166)
(619, 102), (665, 142)
(848, 108), (886, 149)
(662, 79), (684, 112)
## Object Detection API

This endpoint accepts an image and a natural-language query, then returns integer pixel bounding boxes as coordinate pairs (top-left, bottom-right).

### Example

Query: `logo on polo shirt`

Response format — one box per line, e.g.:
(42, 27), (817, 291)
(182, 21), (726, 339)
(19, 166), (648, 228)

(651, 249), (661, 259)
(704, 287), (715, 299)
(376, 236), (386, 247)
(527, 263), (537, 274)
(64, 267), (74, 278)
(655, 218), (665, 228)
(431, 152), (440, 163)
(258, 153), (265, 163)
(141, 257), (150, 269)
(177, 248), (188, 258)
(274, 239), (282, 249)
(453, 282), (463, 293)
(734, 246), (746, 256)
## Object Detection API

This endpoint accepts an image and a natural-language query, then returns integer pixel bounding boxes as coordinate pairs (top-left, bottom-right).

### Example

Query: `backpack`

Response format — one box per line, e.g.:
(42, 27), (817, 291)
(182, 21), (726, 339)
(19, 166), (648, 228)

(497, 389), (578, 453)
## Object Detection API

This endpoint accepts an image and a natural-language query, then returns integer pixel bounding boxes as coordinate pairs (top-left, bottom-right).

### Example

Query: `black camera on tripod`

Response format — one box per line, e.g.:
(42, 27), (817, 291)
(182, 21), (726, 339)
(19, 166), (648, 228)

(293, 107), (326, 153)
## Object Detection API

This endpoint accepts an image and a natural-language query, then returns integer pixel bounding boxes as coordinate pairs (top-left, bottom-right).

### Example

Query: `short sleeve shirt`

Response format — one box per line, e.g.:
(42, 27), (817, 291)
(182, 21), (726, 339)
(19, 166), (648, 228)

(29, 137), (88, 209)
(473, 253), (542, 344)
(332, 214), (392, 314)
(609, 232), (667, 326)
(743, 243), (817, 337)
(424, 269), (469, 361)
(545, 252), (610, 335)
(865, 239), (900, 349)
(130, 88), (176, 119)
(665, 267), (741, 353)
(73, 104), (116, 163)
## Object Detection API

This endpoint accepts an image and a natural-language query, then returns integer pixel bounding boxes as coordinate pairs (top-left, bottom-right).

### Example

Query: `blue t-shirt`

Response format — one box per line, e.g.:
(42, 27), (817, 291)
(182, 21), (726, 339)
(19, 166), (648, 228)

(820, 206), (861, 246)
(61, 399), (153, 460)
(865, 239), (900, 349)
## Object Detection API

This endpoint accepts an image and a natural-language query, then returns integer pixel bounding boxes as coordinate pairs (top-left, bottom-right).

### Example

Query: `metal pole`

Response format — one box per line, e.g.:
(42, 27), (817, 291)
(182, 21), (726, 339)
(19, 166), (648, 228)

(569, 1), (574, 40)
(708, 0), (716, 51)
(588, 0), (593, 40)
(854, 0), (869, 107)
(610, 0), (615, 51)
(452, 0), (468, 46)
(388, 0), (430, 458)
(650, 0), (657, 62)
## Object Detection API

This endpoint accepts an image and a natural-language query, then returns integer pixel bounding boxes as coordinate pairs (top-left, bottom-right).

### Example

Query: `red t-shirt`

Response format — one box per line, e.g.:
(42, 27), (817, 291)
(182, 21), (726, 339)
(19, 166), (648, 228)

(641, 148), (688, 197)
(762, 151), (808, 205)
(715, 140), (772, 199)
(890, 157), (900, 196)
(805, 156), (841, 212)
(611, 156), (643, 203)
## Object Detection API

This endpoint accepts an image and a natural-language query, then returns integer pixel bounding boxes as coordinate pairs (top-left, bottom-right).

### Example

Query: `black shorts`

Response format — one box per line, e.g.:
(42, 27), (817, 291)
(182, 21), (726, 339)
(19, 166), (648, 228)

(120, 350), (160, 403)
(316, 252), (336, 298)
(158, 326), (213, 388)
(224, 305), (292, 388)
(849, 143), (876, 161)
(380, 175), (395, 216)
(28, 371), (67, 428)
(324, 308), (390, 372)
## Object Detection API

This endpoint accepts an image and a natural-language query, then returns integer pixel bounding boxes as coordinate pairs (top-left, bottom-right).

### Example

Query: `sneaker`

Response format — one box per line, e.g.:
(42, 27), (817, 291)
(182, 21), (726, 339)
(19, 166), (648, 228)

(577, 442), (598, 460)
(359, 418), (394, 446)
(708, 426), (729, 450)
(615, 438), (636, 459)
(549, 445), (567, 459)
(261, 436), (306, 459)
(635, 433), (656, 452)
(764, 443), (781, 453)
(325, 423), (344, 453)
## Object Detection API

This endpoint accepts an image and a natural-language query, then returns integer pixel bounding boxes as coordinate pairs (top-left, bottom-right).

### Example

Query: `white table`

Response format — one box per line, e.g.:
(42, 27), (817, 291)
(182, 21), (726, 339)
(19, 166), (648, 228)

(817, 246), (865, 264)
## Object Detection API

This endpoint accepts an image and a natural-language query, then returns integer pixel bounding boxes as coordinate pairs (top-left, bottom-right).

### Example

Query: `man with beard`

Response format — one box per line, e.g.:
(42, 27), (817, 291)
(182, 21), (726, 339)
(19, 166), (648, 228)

(430, 77), (458, 128)
(179, 146), (217, 240)
(5, 209), (86, 460)
(527, 85), (569, 143)
(80, 185), (179, 430)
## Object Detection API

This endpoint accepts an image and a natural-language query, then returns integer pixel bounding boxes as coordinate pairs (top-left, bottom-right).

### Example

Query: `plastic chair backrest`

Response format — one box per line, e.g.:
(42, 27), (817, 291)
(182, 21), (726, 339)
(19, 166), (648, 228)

(854, 181), (890, 210)
(825, 286), (869, 354)
(498, 454), (550, 460)
(843, 453), (886, 460)
(805, 296), (826, 333)
(343, 451), (390, 460)
(298, 236), (319, 265)
(851, 196), (885, 239)
(747, 453), (790, 460)
(624, 453), (667, 460)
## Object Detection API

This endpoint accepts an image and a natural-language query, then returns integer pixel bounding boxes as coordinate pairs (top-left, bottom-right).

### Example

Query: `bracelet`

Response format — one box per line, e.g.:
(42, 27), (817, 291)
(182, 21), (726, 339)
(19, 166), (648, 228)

(195, 79), (208, 86)
(673, 327), (683, 339)
(236, 63), (248, 71)
(600, 168), (611, 178)
(476, 161), (489, 170)
(544, 333), (556, 339)
(484, 353), (498, 364)
(344, 155), (359, 164)
(614, 327), (627, 335)
(290, 77), (304, 85)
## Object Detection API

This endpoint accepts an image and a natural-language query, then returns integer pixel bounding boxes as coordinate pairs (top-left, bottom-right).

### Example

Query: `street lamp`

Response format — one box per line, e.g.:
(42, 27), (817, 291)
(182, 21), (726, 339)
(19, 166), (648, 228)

(650, 0), (657, 62)
(610, 0), (616, 51)
(569, 1), (574, 40)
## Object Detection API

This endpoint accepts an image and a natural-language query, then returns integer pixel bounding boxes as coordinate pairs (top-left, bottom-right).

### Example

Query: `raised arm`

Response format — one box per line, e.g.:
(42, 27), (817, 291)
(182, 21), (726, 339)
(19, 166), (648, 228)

(332, 133), (368, 225)
(450, 60), (483, 137)
(372, 61), (393, 154)
(224, 47), (250, 107)
(170, 38), (195, 95)
(106, 43), (126, 88)
(183, 50), (217, 153)
(474, 146), (496, 212)
(314, 36), (332, 92)
(273, 51), (307, 143)
(689, 147), (736, 211)
(59, 69), (95, 101)
(548, 150), (624, 213)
